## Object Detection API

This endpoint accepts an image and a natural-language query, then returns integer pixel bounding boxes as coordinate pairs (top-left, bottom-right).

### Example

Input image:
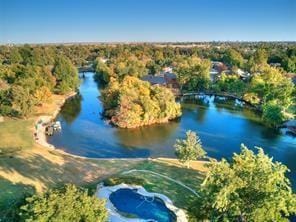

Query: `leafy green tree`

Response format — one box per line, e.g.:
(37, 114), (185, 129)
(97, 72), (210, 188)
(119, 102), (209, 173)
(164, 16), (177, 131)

(248, 48), (268, 71)
(282, 56), (296, 73)
(190, 145), (296, 221)
(146, 60), (162, 74)
(9, 48), (23, 64)
(95, 59), (113, 83)
(262, 101), (285, 127)
(215, 73), (246, 96)
(174, 56), (211, 91)
(0, 83), (14, 116)
(20, 184), (107, 222)
(53, 56), (79, 94)
(11, 85), (35, 117)
(95, 56), (148, 83)
(19, 44), (33, 65)
(223, 48), (244, 68)
(249, 66), (294, 110)
(253, 48), (268, 65)
(174, 130), (206, 168)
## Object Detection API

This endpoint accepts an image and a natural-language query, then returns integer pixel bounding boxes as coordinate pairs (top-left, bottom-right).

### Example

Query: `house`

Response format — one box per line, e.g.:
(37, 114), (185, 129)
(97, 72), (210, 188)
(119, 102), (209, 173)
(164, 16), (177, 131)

(164, 72), (180, 89)
(210, 61), (229, 81)
(141, 72), (180, 95)
(209, 68), (219, 81)
(141, 75), (166, 86)
(211, 61), (223, 66)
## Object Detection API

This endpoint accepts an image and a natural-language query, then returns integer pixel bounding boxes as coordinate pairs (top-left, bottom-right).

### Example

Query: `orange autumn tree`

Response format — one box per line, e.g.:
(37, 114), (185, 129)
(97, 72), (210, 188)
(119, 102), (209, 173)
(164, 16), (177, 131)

(34, 86), (52, 105)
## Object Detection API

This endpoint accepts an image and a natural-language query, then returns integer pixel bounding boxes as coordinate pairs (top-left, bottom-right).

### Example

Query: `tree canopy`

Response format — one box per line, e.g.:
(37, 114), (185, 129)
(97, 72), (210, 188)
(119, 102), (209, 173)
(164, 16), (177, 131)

(174, 56), (211, 91)
(223, 48), (244, 68)
(20, 184), (107, 222)
(53, 55), (79, 94)
(190, 145), (296, 221)
(0, 47), (79, 117)
(101, 76), (181, 128)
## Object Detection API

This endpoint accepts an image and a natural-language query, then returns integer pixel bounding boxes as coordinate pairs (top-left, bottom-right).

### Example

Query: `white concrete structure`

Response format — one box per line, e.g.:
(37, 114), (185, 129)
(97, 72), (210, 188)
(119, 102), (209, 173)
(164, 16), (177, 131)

(96, 183), (188, 222)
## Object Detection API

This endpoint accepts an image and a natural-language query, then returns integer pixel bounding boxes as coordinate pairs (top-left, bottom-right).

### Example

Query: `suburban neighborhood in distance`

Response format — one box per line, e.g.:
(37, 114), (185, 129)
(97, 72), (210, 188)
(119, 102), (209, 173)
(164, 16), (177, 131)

(0, 0), (295, 221)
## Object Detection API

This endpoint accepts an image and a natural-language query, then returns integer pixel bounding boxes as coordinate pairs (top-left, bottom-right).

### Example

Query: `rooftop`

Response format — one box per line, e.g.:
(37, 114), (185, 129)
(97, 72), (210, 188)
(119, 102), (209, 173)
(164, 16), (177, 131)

(141, 75), (166, 85)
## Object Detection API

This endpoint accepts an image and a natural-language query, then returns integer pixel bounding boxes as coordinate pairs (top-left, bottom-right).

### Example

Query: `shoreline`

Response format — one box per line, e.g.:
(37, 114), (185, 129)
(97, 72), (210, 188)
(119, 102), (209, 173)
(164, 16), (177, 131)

(34, 91), (77, 150)
(33, 91), (150, 161)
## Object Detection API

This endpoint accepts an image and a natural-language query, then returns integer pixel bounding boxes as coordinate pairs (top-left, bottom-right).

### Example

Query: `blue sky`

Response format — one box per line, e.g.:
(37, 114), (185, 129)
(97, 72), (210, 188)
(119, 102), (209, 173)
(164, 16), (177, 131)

(0, 0), (295, 43)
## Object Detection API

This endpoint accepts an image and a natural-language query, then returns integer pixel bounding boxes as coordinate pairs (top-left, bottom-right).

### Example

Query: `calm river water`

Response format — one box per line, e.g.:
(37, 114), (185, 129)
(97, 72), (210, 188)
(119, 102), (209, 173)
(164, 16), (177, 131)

(47, 72), (296, 187)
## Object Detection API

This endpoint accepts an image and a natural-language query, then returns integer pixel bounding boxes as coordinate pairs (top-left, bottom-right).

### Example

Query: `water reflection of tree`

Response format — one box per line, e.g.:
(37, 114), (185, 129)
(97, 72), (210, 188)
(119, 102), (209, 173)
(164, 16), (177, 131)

(182, 101), (208, 123)
(214, 97), (238, 113)
(114, 120), (180, 148)
(182, 97), (210, 107)
(260, 127), (280, 141)
(241, 108), (261, 123)
(60, 94), (82, 124)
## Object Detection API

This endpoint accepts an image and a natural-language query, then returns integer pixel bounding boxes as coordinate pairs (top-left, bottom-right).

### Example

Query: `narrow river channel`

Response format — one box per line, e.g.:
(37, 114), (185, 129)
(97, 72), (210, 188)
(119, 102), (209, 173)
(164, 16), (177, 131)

(47, 72), (296, 187)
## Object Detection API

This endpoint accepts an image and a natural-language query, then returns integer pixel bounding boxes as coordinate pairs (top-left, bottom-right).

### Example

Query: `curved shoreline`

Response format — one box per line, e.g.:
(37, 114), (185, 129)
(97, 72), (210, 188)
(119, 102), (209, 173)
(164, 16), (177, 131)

(33, 92), (149, 161)
(34, 92), (77, 150)
(33, 89), (259, 160)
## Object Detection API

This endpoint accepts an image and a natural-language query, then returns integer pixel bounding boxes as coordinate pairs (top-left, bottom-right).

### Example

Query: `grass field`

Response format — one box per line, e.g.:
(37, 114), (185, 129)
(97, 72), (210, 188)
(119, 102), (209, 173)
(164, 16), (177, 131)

(0, 119), (34, 152)
(116, 159), (207, 208)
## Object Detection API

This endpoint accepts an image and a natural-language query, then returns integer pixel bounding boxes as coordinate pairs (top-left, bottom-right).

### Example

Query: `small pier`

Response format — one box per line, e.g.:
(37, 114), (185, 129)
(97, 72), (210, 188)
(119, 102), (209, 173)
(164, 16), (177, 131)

(45, 121), (61, 136)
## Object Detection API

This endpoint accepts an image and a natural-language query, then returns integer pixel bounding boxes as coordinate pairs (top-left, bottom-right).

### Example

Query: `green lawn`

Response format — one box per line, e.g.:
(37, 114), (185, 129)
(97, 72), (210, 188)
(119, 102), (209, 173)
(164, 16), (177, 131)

(0, 119), (34, 153)
(102, 160), (206, 209)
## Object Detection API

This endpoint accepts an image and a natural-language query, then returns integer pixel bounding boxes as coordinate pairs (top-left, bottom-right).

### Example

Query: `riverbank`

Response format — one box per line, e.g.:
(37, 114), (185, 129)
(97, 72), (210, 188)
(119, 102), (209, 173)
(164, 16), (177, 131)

(34, 92), (77, 149)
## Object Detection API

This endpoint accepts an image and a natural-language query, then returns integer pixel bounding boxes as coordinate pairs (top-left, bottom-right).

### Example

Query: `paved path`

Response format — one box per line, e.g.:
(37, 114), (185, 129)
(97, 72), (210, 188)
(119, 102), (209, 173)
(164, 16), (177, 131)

(122, 169), (199, 196)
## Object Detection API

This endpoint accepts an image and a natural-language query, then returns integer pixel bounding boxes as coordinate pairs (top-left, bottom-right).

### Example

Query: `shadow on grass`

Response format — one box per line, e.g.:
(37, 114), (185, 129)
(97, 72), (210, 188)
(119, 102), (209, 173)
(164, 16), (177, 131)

(0, 152), (136, 189)
(0, 177), (35, 222)
(0, 150), (142, 220)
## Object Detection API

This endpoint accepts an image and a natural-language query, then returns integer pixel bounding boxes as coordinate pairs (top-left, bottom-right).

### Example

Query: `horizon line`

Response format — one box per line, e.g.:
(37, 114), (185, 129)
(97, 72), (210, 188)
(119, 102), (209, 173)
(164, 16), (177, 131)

(1, 40), (296, 46)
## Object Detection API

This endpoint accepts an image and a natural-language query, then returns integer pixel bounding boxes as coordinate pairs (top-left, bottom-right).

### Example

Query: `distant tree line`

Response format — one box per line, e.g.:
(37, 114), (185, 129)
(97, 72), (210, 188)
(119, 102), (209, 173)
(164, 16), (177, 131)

(0, 43), (295, 126)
